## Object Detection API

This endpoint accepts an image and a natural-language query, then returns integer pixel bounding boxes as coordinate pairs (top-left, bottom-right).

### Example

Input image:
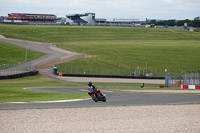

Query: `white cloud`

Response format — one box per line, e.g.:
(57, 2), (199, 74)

(0, 0), (199, 19)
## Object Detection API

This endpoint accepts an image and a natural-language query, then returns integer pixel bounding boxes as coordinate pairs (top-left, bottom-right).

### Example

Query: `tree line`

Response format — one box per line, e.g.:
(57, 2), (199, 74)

(148, 17), (200, 27)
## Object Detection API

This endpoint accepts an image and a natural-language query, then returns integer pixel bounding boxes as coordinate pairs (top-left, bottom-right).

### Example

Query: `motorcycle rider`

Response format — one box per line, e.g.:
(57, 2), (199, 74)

(88, 81), (106, 102)
(88, 82), (98, 96)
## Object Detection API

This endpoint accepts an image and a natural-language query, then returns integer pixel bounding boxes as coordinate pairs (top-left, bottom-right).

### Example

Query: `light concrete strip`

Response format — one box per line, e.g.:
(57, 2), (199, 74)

(125, 89), (200, 94)
(0, 35), (5, 38)
(59, 76), (165, 84)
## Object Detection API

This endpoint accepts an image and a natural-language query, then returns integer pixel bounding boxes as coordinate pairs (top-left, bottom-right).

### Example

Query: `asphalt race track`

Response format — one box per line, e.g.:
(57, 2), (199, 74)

(0, 87), (200, 110)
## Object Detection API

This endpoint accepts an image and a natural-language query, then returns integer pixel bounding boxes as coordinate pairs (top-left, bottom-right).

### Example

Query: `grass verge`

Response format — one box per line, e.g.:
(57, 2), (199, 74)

(0, 75), (89, 102)
(0, 41), (44, 65)
(77, 82), (163, 88)
(77, 82), (185, 91)
(57, 40), (200, 76)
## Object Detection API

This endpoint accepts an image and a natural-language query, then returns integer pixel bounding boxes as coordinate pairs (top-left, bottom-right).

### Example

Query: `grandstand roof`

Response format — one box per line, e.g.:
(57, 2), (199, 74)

(66, 13), (95, 17)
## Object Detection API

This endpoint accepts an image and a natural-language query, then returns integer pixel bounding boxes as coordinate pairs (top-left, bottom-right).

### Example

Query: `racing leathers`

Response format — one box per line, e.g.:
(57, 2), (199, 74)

(88, 85), (98, 96)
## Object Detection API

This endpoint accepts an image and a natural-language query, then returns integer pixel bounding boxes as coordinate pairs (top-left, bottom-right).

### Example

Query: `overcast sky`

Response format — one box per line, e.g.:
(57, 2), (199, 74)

(0, 0), (199, 20)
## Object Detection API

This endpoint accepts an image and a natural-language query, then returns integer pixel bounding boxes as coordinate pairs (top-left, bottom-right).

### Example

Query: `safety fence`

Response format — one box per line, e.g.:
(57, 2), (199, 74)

(1, 62), (199, 85)
(0, 62), (50, 76)
(183, 72), (200, 85)
(165, 71), (200, 87)
(56, 65), (191, 77)
(0, 62), (33, 76)
(0, 54), (80, 76)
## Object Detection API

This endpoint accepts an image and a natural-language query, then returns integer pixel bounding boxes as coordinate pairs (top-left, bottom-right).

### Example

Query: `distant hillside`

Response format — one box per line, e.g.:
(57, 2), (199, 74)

(0, 24), (200, 74)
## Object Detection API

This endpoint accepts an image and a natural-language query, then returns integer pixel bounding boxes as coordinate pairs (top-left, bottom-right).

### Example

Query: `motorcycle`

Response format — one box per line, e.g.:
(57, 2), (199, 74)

(88, 88), (106, 102)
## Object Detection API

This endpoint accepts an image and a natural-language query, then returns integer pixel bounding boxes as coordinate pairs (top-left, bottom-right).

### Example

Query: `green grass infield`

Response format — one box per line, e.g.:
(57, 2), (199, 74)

(0, 41), (44, 65)
(0, 24), (200, 74)
(0, 75), (89, 102)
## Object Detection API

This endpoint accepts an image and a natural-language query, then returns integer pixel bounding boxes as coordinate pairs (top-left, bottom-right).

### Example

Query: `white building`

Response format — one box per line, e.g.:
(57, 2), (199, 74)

(95, 18), (147, 27)
(66, 13), (95, 26)
(66, 12), (147, 27)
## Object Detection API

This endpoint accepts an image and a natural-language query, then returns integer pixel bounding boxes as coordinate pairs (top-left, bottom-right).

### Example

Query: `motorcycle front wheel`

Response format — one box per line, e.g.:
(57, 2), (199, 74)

(91, 94), (98, 102)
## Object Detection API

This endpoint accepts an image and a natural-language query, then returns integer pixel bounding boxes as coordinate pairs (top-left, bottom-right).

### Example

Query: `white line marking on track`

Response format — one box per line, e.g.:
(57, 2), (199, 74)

(0, 98), (91, 104)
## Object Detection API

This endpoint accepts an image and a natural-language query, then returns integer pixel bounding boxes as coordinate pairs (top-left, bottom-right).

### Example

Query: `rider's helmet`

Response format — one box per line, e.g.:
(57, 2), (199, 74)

(88, 82), (92, 87)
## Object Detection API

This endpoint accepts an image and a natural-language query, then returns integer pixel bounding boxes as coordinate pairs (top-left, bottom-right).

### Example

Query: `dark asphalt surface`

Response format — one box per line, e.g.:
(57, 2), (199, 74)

(0, 87), (200, 110)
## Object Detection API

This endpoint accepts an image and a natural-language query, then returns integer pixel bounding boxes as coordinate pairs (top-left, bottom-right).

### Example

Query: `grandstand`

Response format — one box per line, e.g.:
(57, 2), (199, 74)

(66, 13), (95, 26)
(4, 13), (61, 24)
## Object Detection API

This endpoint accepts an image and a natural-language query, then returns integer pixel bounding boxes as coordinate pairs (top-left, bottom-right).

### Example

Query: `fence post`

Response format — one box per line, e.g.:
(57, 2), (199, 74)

(165, 73), (169, 87)
(182, 72), (184, 85)
(189, 72), (190, 85)
(199, 71), (200, 85)
(3, 64), (5, 75)
(143, 69), (145, 76)
(130, 68), (132, 76)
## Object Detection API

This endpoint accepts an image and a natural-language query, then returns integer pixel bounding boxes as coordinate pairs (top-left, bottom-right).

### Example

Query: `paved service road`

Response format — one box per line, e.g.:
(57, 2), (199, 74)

(0, 87), (199, 110)
(0, 37), (84, 68)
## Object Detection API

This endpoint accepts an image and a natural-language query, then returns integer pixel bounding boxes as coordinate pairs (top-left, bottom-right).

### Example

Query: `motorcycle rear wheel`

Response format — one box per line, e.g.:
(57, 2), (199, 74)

(102, 96), (106, 102)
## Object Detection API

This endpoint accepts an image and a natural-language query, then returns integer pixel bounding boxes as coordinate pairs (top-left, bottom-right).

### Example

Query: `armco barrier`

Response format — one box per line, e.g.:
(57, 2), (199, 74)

(0, 70), (38, 80)
(180, 85), (200, 89)
(62, 73), (165, 79)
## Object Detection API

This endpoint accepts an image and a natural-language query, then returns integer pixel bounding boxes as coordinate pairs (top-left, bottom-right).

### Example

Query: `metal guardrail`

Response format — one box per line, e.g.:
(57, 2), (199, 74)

(0, 70), (38, 79)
